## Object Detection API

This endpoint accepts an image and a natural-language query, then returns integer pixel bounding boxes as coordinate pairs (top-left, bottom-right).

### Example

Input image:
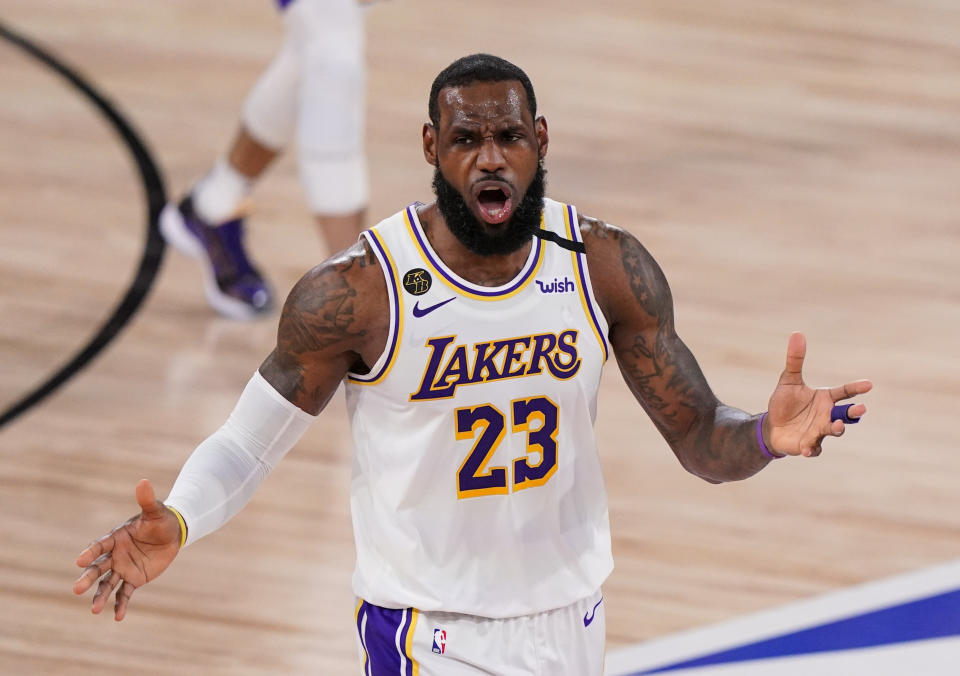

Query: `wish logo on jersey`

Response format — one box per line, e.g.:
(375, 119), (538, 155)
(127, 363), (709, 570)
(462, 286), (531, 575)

(535, 276), (575, 294)
(432, 628), (447, 655)
(410, 330), (581, 401)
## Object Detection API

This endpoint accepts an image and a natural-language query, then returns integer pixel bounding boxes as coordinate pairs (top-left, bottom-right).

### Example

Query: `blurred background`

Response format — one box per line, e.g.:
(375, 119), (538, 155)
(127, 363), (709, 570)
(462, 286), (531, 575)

(1, 1), (958, 673)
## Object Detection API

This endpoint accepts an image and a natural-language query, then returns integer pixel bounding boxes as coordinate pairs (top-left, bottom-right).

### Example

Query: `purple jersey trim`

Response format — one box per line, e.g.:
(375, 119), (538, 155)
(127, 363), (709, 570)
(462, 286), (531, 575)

(405, 204), (542, 298)
(347, 229), (401, 383)
(275, 0), (295, 10)
(566, 203), (609, 361)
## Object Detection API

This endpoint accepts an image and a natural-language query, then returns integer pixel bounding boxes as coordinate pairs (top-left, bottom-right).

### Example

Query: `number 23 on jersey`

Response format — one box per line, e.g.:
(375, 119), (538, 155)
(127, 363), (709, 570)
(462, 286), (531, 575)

(455, 396), (559, 499)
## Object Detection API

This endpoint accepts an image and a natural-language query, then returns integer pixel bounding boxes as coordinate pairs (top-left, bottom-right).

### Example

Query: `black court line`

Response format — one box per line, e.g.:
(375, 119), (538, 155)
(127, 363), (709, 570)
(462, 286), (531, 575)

(0, 21), (167, 430)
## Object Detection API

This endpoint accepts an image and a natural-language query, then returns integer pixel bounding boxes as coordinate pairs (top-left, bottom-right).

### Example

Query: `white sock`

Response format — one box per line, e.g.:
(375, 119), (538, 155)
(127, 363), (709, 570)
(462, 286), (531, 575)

(191, 159), (253, 224)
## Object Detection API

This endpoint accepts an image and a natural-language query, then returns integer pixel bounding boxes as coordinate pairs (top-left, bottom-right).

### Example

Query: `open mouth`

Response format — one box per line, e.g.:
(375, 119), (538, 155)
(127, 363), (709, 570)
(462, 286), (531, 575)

(475, 185), (514, 224)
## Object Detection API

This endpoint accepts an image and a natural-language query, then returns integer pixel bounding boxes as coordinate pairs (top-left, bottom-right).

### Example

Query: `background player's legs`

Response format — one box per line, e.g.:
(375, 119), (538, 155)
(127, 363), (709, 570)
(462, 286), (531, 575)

(226, 126), (280, 183)
(314, 210), (366, 254)
(290, 0), (369, 254)
(161, 0), (369, 318)
(159, 22), (299, 319)
(188, 126), (280, 228)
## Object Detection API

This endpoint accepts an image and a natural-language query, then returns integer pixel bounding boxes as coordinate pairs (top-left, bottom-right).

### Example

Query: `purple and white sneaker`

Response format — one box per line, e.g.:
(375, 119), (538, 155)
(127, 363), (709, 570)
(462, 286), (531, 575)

(159, 195), (273, 320)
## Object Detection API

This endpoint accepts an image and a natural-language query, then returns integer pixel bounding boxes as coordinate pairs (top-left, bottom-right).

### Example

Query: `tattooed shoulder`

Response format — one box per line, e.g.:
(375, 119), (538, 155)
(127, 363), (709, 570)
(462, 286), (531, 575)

(577, 213), (670, 328)
(578, 213), (624, 242)
(259, 240), (383, 407)
(281, 241), (375, 355)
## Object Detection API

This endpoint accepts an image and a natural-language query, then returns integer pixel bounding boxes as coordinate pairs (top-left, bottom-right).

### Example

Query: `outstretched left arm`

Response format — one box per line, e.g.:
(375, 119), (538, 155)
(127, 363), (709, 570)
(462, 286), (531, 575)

(582, 216), (872, 483)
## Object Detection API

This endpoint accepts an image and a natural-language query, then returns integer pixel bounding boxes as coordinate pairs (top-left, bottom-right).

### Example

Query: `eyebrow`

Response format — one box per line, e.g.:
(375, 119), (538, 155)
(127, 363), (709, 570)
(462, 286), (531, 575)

(447, 123), (478, 135)
(447, 122), (525, 136)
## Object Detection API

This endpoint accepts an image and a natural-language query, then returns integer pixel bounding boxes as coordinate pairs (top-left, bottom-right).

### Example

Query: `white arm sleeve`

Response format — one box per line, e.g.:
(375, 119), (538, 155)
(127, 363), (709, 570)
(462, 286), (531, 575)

(164, 371), (317, 547)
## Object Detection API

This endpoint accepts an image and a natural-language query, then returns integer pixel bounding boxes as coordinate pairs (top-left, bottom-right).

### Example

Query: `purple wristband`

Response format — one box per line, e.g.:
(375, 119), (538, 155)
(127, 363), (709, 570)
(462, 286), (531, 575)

(757, 412), (785, 459)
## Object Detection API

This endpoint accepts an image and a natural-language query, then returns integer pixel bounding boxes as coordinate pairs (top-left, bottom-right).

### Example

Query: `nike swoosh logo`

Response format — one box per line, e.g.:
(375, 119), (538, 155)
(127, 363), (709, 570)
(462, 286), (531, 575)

(412, 297), (456, 318)
(583, 596), (603, 627)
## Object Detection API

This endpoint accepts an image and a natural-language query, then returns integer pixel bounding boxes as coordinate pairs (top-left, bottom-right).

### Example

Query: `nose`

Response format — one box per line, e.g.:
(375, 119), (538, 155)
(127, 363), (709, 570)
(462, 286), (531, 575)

(476, 136), (506, 173)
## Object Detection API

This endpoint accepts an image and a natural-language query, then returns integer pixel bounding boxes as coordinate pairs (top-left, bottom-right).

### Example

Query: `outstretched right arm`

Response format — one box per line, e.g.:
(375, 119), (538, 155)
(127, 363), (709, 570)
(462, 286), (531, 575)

(74, 239), (387, 618)
(163, 239), (388, 545)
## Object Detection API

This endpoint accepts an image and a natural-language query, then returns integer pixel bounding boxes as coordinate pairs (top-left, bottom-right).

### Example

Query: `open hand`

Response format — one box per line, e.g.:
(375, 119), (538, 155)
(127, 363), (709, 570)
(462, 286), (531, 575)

(73, 479), (181, 620)
(766, 332), (873, 457)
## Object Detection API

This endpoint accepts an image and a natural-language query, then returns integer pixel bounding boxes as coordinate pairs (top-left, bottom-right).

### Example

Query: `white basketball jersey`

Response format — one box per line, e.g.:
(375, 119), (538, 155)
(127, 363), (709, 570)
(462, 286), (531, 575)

(344, 198), (613, 618)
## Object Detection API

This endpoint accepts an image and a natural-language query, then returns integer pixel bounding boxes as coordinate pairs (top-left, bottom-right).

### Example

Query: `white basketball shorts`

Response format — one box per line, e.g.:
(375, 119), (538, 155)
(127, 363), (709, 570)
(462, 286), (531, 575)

(353, 589), (606, 675)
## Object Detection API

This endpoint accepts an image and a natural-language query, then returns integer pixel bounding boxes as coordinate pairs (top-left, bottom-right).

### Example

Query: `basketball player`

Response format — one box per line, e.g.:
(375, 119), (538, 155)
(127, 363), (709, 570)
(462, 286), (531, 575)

(159, 0), (378, 320)
(74, 54), (872, 674)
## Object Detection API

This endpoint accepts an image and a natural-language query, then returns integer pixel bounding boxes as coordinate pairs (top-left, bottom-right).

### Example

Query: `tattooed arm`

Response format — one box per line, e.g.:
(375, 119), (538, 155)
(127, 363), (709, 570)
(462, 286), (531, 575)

(583, 216), (770, 482)
(164, 239), (387, 533)
(161, 239), (388, 540)
(158, 240), (384, 540)
(583, 216), (872, 481)
(71, 240), (390, 618)
(259, 238), (389, 413)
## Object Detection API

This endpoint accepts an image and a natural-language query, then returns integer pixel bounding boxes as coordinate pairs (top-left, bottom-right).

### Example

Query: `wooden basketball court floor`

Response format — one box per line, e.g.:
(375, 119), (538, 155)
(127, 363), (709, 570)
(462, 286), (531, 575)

(1, 1), (958, 673)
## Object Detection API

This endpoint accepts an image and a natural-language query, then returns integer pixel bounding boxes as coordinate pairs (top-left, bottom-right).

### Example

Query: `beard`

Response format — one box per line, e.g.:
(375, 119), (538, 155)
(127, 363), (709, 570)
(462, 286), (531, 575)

(432, 162), (546, 256)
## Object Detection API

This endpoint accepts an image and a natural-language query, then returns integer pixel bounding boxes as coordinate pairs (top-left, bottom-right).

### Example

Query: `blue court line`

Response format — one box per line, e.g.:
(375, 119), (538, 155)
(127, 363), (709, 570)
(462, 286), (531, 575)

(630, 588), (960, 674)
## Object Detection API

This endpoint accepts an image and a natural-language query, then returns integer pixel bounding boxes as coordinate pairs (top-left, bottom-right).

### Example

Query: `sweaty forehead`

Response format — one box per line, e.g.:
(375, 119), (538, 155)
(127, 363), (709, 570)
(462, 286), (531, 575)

(437, 81), (529, 127)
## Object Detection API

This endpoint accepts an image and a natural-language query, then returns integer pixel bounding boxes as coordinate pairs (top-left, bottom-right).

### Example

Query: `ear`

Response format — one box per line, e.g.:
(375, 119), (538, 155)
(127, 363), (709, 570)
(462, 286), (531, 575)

(535, 116), (549, 160)
(423, 122), (438, 166)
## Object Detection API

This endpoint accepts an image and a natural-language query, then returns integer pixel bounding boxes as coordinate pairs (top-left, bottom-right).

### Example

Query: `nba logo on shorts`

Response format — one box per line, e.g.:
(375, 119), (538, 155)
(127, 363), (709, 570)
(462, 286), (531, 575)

(432, 628), (446, 655)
